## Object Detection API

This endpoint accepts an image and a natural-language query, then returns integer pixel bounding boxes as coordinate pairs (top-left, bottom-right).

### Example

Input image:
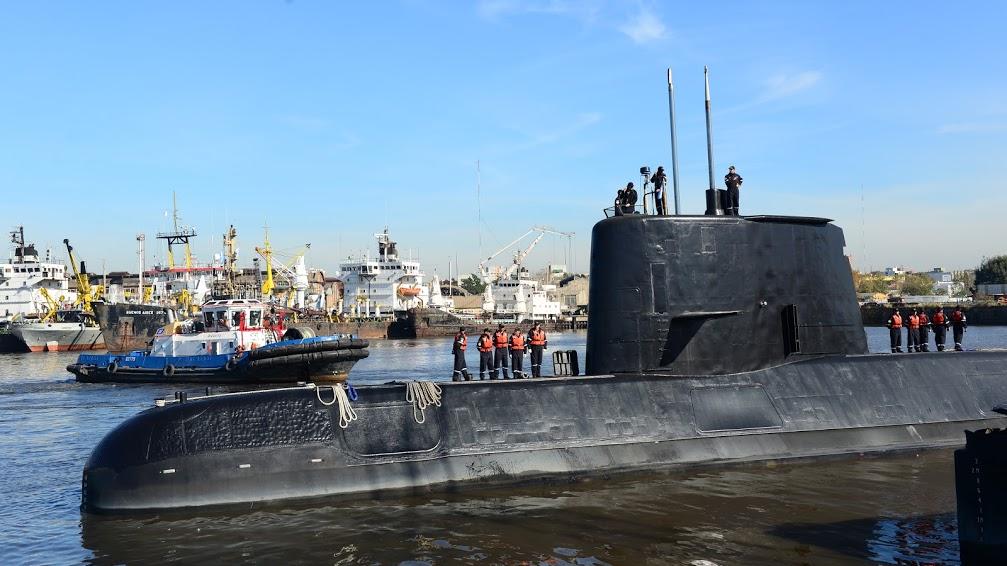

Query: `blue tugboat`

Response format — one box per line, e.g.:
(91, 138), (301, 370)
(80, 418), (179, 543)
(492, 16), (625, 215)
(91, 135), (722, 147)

(67, 298), (368, 384)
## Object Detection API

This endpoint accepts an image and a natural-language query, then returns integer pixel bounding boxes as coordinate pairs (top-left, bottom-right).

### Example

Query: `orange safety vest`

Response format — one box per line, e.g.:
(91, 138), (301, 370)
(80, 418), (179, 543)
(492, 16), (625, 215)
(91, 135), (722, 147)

(509, 334), (525, 351)
(889, 314), (902, 329)
(530, 329), (546, 346)
(477, 335), (493, 352)
(952, 311), (965, 323)
(909, 315), (920, 329)
(918, 314), (929, 326)
(455, 334), (467, 351)
(494, 331), (509, 348)
(933, 311), (945, 325)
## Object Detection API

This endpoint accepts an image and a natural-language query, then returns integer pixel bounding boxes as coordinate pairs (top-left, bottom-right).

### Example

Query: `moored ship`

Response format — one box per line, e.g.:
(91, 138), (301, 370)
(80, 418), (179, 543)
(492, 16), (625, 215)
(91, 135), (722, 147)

(11, 310), (104, 352)
(91, 301), (176, 352)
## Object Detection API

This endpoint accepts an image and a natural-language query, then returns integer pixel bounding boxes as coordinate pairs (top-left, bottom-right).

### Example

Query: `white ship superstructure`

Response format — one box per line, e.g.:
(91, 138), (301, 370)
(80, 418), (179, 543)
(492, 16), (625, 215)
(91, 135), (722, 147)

(0, 226), (76, 320)
(337, 229), (430, 317)
(482, 277), (561, 321)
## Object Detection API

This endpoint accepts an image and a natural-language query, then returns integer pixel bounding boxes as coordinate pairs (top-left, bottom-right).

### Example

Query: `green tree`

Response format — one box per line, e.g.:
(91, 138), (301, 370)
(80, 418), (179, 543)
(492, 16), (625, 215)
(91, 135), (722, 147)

(953, 270), (975, 297)
(901, 273), (935, 295)
(856, 276), (888, 294)
(460, 273), (486, 295)
(976, 255), (1007, 285)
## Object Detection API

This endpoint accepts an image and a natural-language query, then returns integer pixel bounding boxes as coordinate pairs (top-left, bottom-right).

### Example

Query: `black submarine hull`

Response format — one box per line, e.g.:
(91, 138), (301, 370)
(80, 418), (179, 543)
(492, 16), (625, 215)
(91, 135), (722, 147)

(82, 350), (1007, 513)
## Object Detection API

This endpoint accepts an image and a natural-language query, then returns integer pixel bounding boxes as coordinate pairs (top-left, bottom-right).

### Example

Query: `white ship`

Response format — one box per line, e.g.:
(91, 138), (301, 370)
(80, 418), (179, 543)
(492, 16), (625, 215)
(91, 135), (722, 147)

(11, 309), (103, 352)
(482, 277), (561, 322)
(0, 226), (77, 321)
(336, 229), (431, 317)
(478, 226), (568, 322)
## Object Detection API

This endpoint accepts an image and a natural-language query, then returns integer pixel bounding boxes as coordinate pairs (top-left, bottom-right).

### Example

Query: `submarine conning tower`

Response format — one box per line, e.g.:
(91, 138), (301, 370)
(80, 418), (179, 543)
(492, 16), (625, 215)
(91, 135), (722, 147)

(585, 214), (868, 375)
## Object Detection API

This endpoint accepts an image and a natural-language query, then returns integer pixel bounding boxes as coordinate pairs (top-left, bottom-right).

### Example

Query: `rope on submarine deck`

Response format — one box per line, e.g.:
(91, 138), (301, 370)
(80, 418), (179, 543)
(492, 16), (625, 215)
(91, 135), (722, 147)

(315, 383), (357, 428)
(405, 381), (442, 424)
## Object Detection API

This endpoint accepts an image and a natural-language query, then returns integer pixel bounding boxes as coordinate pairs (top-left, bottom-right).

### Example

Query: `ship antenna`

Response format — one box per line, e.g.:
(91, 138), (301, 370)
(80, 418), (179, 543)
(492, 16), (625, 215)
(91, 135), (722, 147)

(667, 68), (681, 215)
(704, 65), (717, 192)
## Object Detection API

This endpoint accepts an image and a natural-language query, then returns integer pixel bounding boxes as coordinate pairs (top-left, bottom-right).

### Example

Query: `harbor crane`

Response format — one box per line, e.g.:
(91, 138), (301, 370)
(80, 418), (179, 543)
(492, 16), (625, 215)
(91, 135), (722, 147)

(254, 227), (311, 309)
(62, 238), (103, 313)
(478, 226), (574, 284)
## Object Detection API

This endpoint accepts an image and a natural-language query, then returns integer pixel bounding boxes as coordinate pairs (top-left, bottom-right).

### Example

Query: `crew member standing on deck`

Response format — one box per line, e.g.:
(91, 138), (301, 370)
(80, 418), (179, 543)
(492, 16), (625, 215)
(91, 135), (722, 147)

(493, 324), (510, 379)
(452, 327), (472, 381)
(477, 328), (493, 380)
(908, 309), (921, 352)
(918, 310), (930, 352)
(933, 308), (948, 351)
(650, 166), (668, 216)
(887, 309), (903, 353)
(529, 322), (547, 377)
(724, 166), (743, 215)
(509, 328), (526, 378)
(952, 305), (968, 351)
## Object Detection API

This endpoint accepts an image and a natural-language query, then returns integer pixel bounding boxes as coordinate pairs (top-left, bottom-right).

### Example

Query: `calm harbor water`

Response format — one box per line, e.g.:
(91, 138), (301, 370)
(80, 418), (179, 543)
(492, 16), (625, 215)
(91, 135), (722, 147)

(1, 327), (1006, 565)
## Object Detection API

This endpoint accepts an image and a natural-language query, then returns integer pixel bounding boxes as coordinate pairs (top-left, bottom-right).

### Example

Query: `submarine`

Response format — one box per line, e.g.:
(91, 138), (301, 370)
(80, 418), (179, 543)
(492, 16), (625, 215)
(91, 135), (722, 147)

(80, 69), (1007, 514)
(80, 211), (1007, 513)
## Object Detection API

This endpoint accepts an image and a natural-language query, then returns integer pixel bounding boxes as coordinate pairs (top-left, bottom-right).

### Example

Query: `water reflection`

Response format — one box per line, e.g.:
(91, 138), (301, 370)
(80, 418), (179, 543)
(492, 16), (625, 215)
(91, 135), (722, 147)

(79, 451), (962, 565)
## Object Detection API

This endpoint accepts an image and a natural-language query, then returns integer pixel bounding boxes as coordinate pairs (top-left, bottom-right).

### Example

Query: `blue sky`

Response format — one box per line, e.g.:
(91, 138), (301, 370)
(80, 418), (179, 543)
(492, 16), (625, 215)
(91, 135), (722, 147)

(1, 1), (1004, 276)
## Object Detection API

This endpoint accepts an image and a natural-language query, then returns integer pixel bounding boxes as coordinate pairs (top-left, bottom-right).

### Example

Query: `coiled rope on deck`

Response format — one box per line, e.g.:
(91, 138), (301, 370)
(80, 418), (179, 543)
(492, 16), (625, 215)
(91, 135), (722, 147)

(405, 381), (442, 424)
(315, 383), (358, 429)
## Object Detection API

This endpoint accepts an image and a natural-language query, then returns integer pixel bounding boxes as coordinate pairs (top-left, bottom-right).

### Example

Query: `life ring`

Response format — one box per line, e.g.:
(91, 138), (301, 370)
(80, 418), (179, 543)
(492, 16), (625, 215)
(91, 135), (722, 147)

(163, 364), (176, 377)
(225, 358), (239, 372)
(106, 361), (118, 374)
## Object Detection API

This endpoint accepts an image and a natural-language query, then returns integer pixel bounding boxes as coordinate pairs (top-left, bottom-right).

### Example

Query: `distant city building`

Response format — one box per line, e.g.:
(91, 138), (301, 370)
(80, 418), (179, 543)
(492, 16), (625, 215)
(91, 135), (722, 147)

(923, 267), (964, 296)
(884, 266), (909, 276)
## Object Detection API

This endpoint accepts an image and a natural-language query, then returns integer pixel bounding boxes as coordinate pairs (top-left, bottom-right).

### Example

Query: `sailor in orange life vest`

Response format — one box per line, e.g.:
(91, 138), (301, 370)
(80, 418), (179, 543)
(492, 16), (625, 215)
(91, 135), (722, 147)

(509, 328), (526, 378)
(528, 322), (548, 377)
(952, 305), (968, 351)
(476, 328), (494, 380)
(906, 309), (921, 353)
(492, 324), (510, 379)
(886, 309), (903, 353)
(451, 327), (472, 381)
(917, 310), (931, 352)
(932, 308), (949, 351)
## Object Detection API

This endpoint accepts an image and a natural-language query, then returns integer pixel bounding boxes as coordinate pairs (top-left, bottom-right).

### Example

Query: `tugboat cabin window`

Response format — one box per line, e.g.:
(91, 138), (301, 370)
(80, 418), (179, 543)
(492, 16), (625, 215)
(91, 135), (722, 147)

(249, 310), (262, 327)
(204, 312), (214, 328)
(231, 311), (242, 328)
(215, 311), (227, 328)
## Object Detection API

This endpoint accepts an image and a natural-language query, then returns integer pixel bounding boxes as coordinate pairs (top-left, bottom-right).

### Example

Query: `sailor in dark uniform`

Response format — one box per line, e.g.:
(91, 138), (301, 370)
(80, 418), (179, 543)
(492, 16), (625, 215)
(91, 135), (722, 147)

(724, 166), (743, 215)
(951, 306), (968, 351)
(886, 309), (903, 353)
(452, 327), (472, 381)
(650, 166), (668, 215)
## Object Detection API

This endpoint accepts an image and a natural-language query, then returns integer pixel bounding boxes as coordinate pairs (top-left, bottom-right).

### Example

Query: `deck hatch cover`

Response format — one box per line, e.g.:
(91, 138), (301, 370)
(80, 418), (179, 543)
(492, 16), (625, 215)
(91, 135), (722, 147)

(691, 385), (783, 432)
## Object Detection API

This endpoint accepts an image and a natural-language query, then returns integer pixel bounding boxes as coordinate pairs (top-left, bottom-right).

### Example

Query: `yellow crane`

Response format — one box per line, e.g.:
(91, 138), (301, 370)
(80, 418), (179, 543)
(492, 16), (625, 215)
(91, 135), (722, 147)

(37, 287), (62, 323)
(63, 238), (102, 313)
